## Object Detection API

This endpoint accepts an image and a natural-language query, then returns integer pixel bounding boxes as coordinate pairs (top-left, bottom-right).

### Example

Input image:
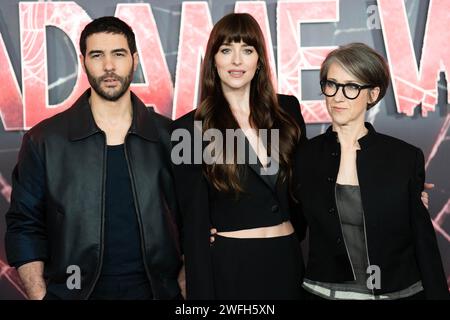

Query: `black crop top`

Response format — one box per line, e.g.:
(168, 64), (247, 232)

(209, 137), (291, 232)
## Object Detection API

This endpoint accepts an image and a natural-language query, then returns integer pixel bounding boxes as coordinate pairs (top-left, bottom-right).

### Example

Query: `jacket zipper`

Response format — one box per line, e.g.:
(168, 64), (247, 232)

(123, 134), (155, 298)
(334, 183), (356, 281)
(85, 132), (107, 299)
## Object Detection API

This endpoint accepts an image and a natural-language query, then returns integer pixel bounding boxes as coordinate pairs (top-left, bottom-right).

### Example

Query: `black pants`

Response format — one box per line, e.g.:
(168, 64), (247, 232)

(89, 273), (153, 300)
(211, 233), (305, 300)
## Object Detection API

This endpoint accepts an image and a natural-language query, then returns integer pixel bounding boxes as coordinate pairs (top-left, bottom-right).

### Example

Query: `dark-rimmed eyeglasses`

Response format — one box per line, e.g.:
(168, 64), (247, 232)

(320, 79), (373, 100)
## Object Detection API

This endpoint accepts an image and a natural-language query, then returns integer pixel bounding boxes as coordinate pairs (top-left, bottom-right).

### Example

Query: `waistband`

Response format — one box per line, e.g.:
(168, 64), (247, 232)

(302, 279), (424, 300)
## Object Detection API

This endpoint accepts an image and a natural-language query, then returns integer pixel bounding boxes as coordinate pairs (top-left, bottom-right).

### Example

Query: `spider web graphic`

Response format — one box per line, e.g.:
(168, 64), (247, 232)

(425, 113), (450, 288)
(0, 260), (26, 298)
(277, 1), (336, 123)
(0, 3), (45, 298)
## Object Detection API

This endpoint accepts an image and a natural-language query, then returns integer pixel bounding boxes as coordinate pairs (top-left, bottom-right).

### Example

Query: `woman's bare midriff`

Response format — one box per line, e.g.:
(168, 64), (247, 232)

(216, 220), (295, 238)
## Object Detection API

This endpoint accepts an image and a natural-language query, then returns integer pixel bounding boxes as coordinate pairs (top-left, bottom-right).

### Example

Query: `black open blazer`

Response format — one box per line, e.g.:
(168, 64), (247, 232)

(293, 123), (449, 299)
(171, 94), (307, 299)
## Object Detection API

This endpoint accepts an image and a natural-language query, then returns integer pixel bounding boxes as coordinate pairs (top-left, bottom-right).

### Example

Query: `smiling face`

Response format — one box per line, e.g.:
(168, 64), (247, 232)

(82, 32), (138, 101)
(325, 62), (380, 127)
(214, 40), (259, 94)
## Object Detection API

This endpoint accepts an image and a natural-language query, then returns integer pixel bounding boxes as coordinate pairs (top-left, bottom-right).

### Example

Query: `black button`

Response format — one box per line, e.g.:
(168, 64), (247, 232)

(327, 177), (334, 182)
(328, 207), (335, 214)
(271, 205), (279, 213)
(336, 237), (342, 244)
(331, 152), (338, 156)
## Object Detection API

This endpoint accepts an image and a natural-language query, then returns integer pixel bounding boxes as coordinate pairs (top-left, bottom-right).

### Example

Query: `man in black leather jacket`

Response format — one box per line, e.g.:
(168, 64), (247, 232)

(4, 16), (182, 300)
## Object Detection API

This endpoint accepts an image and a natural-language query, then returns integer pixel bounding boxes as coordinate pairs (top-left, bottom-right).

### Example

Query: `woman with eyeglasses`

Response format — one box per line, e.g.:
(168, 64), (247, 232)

(293, 43), (449, 300)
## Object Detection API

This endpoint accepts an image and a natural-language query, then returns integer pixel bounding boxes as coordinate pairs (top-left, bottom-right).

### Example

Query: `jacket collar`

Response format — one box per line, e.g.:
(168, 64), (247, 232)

(325, 122), (378, 150)
(244, 137), (278, 192)
(69, 89), (159, 142)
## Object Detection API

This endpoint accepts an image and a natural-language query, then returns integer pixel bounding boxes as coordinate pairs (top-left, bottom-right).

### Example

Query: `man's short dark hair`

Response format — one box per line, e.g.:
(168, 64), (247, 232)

(79, 16), (137, 56)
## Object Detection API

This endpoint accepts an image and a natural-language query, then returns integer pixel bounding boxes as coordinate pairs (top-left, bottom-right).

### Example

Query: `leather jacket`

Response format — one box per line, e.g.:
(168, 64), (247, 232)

(5, 89), (182, 299)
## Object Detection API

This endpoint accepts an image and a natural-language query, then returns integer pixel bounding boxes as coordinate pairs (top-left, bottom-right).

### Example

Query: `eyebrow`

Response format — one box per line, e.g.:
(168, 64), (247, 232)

(111, 48), (128, 54)
(87, 50), (103, 56)
(87, 48), (129, 56)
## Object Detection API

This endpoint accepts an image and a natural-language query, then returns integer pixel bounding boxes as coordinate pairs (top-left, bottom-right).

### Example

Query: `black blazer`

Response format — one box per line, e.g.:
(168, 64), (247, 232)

(171, 94), (307, 299)
(293, 123), (449, 299)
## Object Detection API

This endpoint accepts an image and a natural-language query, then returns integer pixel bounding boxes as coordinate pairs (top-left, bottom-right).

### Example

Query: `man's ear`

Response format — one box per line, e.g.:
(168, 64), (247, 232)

(80, 54), (86, 72)
(133, 52), (139, 72)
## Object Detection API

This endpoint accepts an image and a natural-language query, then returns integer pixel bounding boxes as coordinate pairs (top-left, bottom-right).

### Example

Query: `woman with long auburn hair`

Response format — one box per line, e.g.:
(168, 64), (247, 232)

(171, 13), (307, 299)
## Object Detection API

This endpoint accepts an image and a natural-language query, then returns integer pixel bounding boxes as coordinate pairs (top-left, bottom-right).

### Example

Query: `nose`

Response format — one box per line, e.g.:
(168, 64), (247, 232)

(333, 85), (345, 101)
(232, 51), (242, 65)
(103, 55), (115, 72)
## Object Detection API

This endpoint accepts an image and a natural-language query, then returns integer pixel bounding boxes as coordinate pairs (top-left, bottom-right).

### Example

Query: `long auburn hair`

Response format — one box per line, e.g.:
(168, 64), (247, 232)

(195, 13), (301, 194)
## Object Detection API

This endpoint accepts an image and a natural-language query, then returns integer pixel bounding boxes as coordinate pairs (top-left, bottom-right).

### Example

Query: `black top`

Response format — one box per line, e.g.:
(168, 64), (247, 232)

(209, 135), (287, 232)
(334, 184), (369, 292)
(100, 144), (146, 276)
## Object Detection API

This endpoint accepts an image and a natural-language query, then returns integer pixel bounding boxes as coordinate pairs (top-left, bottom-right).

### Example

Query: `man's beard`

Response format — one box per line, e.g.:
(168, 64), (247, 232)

(86, 66), (134, 102)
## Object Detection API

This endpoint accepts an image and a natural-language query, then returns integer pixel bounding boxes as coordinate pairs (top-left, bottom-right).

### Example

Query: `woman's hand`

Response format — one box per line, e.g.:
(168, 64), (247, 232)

(421, 183), (434, 209)
(210, 228), (217, 244)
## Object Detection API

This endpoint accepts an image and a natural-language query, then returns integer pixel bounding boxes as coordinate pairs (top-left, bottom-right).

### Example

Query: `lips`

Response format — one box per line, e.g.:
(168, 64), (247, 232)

(331, 106), (347, 112)
(228, 70), (245, 78)
(102, 77), (119, 86)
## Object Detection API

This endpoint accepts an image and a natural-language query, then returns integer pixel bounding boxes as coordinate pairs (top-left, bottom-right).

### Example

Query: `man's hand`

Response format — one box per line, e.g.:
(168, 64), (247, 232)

(17, 261), (46, 300)
(178, 256), (186, 299)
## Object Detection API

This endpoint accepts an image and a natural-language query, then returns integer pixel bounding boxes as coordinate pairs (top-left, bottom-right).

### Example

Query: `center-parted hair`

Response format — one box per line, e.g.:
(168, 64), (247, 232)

(79, 16), (137, 56)
(195, 13), (301, 194)
(320, 42), (390, 109)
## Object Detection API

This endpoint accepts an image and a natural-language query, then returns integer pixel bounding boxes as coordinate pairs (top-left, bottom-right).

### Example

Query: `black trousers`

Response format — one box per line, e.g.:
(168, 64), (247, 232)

(211, 233), (305, 300)
(89, 273), (153, 300)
